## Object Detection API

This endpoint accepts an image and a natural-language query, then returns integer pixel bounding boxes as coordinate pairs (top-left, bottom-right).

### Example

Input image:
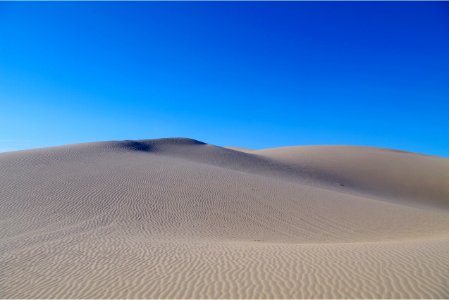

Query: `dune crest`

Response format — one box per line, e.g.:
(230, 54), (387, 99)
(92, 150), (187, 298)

(1, 138), (449, 298)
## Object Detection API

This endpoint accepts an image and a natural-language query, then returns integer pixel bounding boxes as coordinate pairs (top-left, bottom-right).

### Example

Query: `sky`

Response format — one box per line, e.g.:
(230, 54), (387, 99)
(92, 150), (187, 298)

(1, 2), (448, 156)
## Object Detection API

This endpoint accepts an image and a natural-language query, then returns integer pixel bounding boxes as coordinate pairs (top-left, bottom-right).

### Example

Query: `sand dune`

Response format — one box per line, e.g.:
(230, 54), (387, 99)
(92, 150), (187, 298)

(1, 138), (449, 298)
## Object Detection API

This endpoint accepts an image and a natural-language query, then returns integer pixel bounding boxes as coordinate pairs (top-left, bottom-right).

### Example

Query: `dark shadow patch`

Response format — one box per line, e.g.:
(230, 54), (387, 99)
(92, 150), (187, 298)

(156, 138), (206, 145)
(122, 141), (152, 152)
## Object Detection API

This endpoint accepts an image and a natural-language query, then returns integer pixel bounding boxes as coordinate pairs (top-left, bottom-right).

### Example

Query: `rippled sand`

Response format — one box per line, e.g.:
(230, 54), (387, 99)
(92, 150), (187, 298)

(1, 138), (449, 298)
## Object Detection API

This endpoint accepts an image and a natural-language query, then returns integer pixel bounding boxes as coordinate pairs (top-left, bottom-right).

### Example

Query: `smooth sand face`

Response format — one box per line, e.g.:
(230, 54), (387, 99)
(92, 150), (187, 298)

(1, 138), (449, 298)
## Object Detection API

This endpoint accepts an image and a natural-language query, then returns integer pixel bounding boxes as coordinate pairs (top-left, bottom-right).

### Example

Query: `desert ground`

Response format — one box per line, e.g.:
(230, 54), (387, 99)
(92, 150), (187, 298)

(1, 138), (449, 298)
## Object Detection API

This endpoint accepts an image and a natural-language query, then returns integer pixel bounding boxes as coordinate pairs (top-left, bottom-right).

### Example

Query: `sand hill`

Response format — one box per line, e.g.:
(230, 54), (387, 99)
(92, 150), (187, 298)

(1, 138), (449, 298)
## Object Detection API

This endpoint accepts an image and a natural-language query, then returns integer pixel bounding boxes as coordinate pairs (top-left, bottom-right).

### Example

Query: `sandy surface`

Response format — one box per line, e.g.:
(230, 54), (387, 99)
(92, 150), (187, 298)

(1, 138), (449, 298)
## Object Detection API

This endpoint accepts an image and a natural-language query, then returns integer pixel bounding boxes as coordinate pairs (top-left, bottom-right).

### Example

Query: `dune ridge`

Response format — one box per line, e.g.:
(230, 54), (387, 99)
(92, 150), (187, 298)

(1, 138), (449, 298)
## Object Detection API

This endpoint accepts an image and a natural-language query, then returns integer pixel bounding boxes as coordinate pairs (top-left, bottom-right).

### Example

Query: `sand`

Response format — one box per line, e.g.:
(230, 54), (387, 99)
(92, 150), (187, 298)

(1, 138), (448, 298)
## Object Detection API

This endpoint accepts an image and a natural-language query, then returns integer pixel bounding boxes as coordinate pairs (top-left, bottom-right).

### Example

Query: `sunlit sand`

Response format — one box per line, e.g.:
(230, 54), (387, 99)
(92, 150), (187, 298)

(1, 138), (448, 298)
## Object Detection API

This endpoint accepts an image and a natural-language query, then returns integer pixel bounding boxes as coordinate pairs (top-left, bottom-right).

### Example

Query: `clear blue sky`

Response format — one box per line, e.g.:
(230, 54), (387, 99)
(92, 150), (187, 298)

(1, 2), (448, 156)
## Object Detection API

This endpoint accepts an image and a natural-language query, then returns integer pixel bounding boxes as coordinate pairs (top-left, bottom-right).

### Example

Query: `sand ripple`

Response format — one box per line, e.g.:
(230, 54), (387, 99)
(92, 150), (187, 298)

(1, 138), (449, 298)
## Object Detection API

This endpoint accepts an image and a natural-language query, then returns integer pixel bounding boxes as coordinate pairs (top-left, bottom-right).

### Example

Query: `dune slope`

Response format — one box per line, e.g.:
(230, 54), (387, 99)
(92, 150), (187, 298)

(1, 138), (449, 298)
